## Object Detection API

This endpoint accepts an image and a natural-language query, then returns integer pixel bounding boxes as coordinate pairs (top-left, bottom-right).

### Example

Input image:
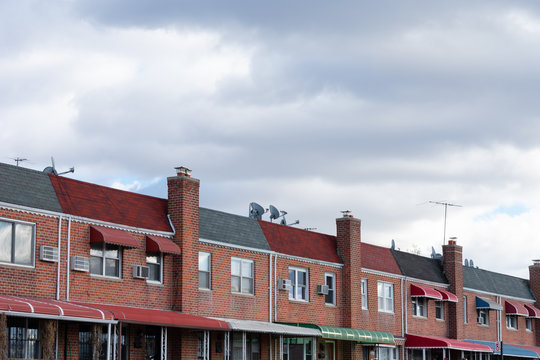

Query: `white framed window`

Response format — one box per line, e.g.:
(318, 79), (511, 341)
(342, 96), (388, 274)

(146, 252), (162, 283)
(477, 309), (489, 325)
(526, 318), (532, 331)
(435, 301), (444, 320)
(0, 218), (35, 267)
(325, 273), (336, 305)
(90, 243), (121, 277)
(506, 315), (518, 329)
(231, 257), (254, 294)
(199, 252), (211, 289)
(378, 281), (394, 313)
(289, 267), (309, 301)
(463, 296), (468, 323)
(378, 347), (397, 360)
(412, 297), (426, 317)
(361, 279), (368, 310)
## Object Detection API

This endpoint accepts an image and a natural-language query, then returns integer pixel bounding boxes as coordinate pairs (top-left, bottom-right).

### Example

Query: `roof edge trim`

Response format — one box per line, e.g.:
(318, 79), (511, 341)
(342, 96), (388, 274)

(0, 201), (64, 219)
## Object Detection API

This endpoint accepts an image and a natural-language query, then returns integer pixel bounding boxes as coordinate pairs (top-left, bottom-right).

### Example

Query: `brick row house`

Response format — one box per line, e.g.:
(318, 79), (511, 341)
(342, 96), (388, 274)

(0, 162), (540, 360)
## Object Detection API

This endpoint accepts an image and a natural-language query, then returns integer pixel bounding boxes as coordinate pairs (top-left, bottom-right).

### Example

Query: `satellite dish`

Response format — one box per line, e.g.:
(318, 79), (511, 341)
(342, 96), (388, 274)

(269, 205), (280, 221)
(42, 156), (74, 176)
(391, 239), (395, 250)
(465, 259), (469, 267)
(470, 259), (474, 267)
(249, 202), (265, 220)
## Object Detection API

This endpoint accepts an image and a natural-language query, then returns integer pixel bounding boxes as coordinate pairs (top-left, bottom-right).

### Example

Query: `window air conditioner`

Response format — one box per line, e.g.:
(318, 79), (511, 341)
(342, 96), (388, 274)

(317, 284), (329, 295)
(133, 265), (150, 279)
(40, 246), (59, 263)
(71, 256), (90, 272)
(278, 278), (292, 290)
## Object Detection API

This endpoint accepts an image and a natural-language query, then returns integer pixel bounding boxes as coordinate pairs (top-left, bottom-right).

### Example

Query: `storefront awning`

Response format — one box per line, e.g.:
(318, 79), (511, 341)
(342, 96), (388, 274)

(78, 303), (229, 331)
(0, 295), (114, 323)
(515, 344), (540, 357)
(465, 340), (539, 358)
(406, 335), (491, 352)
(505, 300), (529, 316)
(524, 304), (540, 318)
(214, 318), (321, 336)
(146, 235), (181, 255)
(410, 284), (443, 300)
(90, 225), (139, 248)
(476, 296), (503, 311)
(434, 289), (458, 302)
(286, 323), (394, 344)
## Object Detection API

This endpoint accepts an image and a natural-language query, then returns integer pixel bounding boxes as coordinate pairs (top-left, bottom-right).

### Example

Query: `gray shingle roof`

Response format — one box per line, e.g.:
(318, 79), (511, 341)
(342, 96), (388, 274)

(0, 163), (62, 212)
(199, 207), (270, 250)
(391, 250), (448, 284)
(463, 266), (534, 300)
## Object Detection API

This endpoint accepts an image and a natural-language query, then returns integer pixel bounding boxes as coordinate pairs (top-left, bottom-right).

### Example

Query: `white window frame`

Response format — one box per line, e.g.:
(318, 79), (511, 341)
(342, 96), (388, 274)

(231, 257), (254, 295)
(199, 251), (211, 290)
(435, 301), (444, 320)
(477, 309), (489, 326)
(289, 266), (309, 302)
(506, 315), (518, 330)
(378, 346), (397, 360)
(90, 242), (122, 278)
(0, 218), (36, 268)
(146, 252), (163, 284)
(526, 318), (532, 332)
(325, 272), (336, 305)
(412, 297), (426, 317)
(378, 281), (394, 313)
(361, 279), (368, 310)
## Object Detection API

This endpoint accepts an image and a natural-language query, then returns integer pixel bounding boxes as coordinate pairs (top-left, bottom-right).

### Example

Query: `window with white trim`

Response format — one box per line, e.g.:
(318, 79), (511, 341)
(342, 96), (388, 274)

(231, 257), (254, 294)
(289, 267), (308, 301)
(378, 281), (394, 313)
(378, 347), (397, 360)
(146, 252), (162, 283)
(325, 273), (336, 305)
(0, 219), (35, 266)
(199, 252), (211, 289)
(526, 318), (532, 331)
(477, 309), (489, 325)
(506, 315), (518, 329)
(435, 301), (444, 320)
(463, 296), (468, 323)
(361, 279), (368, 310)
(412, 297), (426, 317)
(90, 243), (121, 277)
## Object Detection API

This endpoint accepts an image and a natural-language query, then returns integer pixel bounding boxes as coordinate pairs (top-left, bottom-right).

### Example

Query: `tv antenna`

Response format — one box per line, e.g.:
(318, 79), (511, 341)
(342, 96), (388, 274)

(12, 157), (27, 166)
(429, 201), (462, 245)
(43, 157), (75, 176)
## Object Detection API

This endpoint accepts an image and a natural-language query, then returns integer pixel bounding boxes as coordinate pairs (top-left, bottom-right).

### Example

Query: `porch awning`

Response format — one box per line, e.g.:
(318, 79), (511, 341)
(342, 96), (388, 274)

(410, 284), (443, 300)
(0, 295), (114, 323)
(465, 340), (539, 358)
(434, 289), (458, 302)
(524, 304), (540, 318)
(90, 225), (139, 248)
(505, 300), (529, 317)
(146, 235), (181, 255)
(214, 318), (321, 336)
(476, 296), (503, 311)
(286, 323), (394, 344)
(406, 334), (491, 352)
(515, 344), (540, 357)
(78, 303), (228, 331)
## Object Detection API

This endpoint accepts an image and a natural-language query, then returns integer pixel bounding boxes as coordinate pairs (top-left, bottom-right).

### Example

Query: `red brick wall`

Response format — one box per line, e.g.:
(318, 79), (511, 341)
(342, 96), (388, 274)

(462, 292), (497, 341)
(405, 284), (451, 338)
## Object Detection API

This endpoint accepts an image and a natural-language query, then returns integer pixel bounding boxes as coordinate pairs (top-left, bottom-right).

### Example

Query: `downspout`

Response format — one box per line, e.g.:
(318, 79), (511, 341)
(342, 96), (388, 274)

(269, 253), (273, 322)
(56, 215), (63, 300)
(65, 216), (72, 301)
(274, 254), (278, 322)
(403, 277), (407, 360)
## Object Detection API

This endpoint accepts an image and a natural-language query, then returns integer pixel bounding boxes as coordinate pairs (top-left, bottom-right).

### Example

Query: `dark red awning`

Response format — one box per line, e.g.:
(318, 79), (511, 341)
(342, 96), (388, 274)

(406, 334), (492, 352)
(79, 303), (229, 331)
(90, 225), (139, 248)
(524, 304), (540, 318)
(0, 295), (114, 322)
(505, 300), (529, 316)
(434, 289), (458, 302)
(410, 284), (443, 300)
(146, 235), (181, 255)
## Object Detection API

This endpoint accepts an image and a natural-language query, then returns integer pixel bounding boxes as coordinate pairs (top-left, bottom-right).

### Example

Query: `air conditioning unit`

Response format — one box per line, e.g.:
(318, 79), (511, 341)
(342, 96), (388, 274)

(278, 278), (292, 290)
(71, 256), (89, 272)
(133, 265), (150, 279)
(40, 246), (59, 263)
(317, 284), (329, 295)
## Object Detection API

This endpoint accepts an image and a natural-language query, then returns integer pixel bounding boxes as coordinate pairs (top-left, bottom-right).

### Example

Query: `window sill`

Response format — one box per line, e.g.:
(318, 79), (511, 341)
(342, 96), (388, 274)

(289, 299), (310, 304)
(325, 303), (337, 307)
(231, 292), (255, 298)
(436, 318), (445, 322)
(506, 327), (518, 331)
(146, 280), (163, 286)
(90, 274), (122, 281)
(0, 261), (35, 270)
(412, 314), (427, 319)
(477, 323), (489, 327)
(378, 310), (395, 315)
(199, 287), (212, 292)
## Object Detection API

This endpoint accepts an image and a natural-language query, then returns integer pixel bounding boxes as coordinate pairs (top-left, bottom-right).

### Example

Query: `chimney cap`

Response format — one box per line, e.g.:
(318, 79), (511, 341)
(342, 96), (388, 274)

(175, 166), (192, 177)
(533, 259), (540, 266)
(340, 210), (354, 218)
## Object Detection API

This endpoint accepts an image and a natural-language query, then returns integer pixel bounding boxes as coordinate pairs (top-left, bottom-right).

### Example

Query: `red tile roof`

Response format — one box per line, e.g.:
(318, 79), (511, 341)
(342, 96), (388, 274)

(49, 175), (171, 232)
(361, 242), (402, 275)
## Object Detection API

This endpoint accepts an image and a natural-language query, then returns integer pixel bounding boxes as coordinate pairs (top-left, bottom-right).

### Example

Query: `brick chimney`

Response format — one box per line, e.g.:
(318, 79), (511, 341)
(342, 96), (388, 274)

(168, 166), (200, 313)
(529, 260), (540, 345)
(442, 240), (464, 339)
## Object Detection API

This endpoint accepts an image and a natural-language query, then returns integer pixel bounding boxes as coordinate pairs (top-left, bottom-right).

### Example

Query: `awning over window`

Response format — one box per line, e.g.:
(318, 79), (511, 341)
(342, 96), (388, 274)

(215, 318), (321, 336)
(505, 300), (529, 316)
(476, 296), (503, 311)
(515, 344), (540, 357)
(286, 323), (394, 344)
(0, 295), (114, 323)
(78, 303), (229, 331)
(410, 284), (443, 300)
(465, 340), (539, 358)
(524, 304), (540, 318)
(146, 235), (181, 255)
(434, 289), (458, 302)
(90, 225), (139, 248)
(406, 335), (491, 352)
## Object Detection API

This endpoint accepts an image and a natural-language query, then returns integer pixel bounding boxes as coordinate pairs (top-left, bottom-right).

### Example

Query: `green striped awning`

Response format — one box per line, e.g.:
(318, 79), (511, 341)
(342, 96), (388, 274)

(284, 323), (394, 344)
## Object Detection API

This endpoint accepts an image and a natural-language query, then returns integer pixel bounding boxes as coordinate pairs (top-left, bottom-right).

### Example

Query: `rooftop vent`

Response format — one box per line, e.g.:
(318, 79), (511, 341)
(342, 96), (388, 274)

(175, 166), (192, 177)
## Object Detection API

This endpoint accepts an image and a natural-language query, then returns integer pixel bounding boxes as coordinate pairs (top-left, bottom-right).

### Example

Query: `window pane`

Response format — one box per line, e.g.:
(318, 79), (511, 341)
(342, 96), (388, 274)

(298, 271), (306, 286)
(146, 254), (159, 265)
(231, 259), (240, 276)
(105, 245), (119, 259)
(231, 275), (241, 292)
(199, 252), (210, 271)
(242, 260), (253, 277)
(0, 222), (12, 262)
(90, 244), (103, 257)
(148, 263), (160, 282)
(14, 224), (33, 265)
(105, 258), (119, 277)
(242, 277), (253, 294)
(386, 285), (393, 298)
(199, 272), (209, 289)
(90, 256), (103, 275)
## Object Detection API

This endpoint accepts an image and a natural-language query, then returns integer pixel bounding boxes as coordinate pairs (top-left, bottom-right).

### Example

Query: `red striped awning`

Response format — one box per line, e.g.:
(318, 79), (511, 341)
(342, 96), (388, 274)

(410, 284), (443, 300)
(434, 289), (458, 302)
(146, 235), (181, 255)
(0, 295), (114, 322)
(524, 304), (540, 318)
(90, 225), (139, 248)
(505, 300), (529, 316)
(406, 334), (492, 352)
(78, 303), (229, 331)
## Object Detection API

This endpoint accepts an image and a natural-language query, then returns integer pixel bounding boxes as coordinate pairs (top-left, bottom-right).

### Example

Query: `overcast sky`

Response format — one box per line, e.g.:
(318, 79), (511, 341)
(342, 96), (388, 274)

(3, 0), (540, 278)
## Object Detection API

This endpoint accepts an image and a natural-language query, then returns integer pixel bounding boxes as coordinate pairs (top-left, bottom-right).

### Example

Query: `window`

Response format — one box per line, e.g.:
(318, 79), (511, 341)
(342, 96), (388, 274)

(463, 296), (468, 323)
(283, 337), (313, 360)
(0, 219), (35, 266)
(378, 347), (397, 360)
(412, 297), (426, 317)
(231, 258), (254, 294)
(199, 252), (211, 289)
(378, 282), (394, 313)
(145, 326), (162, 359)
(90, 243), (121, 277)
(197, 331), (210, 360)
(231, 333), (260, 360)
(289, 267), (308, 301)
(526, 318), (532, 331)
(325, 273), (336, 305)
(146, 253), (162, 283)
(436, 301), (444, 320)
(477, 309), (489, 325)
(7, 317), (40, 359)
(506, 315), (518, 329)
(361, 279), (368, 310)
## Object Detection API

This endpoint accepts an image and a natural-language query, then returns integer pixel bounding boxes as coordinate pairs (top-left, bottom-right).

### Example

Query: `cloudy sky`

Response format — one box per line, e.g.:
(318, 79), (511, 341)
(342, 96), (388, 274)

(3, 0), (540, 278)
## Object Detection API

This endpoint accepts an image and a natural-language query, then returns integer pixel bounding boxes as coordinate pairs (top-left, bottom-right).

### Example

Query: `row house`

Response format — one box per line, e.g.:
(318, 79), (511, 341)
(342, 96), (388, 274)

(0, 161), (540, 360)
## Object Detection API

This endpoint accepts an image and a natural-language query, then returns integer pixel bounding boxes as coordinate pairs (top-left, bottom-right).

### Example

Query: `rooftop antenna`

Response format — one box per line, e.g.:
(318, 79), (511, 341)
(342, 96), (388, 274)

(391, 239), (396, 250)
(43, 157), (75, 176)
(249, 202), (266, 220)
(269, 205), (280, 222)
(429, 201), (462, 245)
(13, 157), (27, 166)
